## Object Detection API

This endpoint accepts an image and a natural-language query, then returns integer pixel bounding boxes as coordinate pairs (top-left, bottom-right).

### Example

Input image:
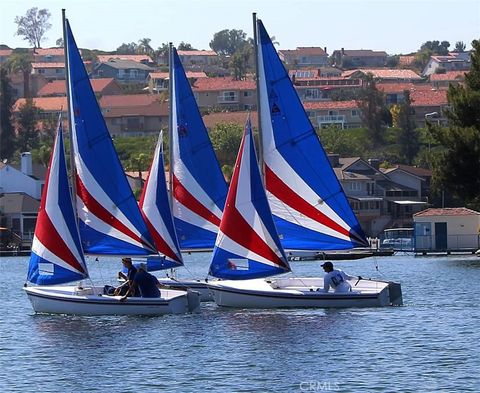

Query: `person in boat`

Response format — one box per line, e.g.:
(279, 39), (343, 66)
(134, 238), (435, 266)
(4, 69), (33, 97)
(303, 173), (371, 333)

(113, 257), (139, 296)
(120, 263), (162, 301)
(321, 261), (358, 293)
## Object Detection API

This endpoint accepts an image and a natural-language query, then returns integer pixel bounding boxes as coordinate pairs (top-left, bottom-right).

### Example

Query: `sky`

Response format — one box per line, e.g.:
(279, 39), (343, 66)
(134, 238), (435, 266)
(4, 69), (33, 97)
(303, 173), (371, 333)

(1, 0), (479, 55)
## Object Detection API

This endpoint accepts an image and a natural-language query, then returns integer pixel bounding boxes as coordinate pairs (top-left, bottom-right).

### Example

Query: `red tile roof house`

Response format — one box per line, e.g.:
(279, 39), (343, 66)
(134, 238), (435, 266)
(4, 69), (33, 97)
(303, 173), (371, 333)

(304, 100), (362, 129)
(99, 94), (169, 136)
(177, 50), (219, 67)
(289, 69), (362, 101)
(0, 49), (13, 64)
(32, 47), (67, 63)
(429, 70), (467, 89)
(192, 77), (257, 111)
(96, 54), (154, 65)
(278, 47), (329, 68)
(422, 52), (471, 76)
(31, 62), (66, 80)
(343, 68), (423, 83)
(37, 78), (122, 97)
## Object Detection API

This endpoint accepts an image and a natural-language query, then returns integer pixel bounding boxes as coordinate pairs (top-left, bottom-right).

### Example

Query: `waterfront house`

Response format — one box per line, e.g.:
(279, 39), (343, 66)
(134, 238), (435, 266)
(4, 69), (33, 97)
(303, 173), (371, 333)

(414, 208), (480, 252)
(0, 153), (46, 200)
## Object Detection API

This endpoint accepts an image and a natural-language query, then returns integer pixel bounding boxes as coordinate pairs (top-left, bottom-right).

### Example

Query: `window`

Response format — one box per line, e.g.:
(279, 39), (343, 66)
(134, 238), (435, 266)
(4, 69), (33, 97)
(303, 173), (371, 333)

(222, 91), (237, 102)
(351, 110), (358, 117)
(348, 182), (361, 191)
(305, 89), (320, 100)
(243, 91), (252, 97)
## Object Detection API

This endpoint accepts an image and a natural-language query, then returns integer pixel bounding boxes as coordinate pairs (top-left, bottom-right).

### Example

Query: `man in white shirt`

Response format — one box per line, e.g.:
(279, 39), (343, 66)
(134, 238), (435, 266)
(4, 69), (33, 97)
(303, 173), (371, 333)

(321, 261), (356, 293)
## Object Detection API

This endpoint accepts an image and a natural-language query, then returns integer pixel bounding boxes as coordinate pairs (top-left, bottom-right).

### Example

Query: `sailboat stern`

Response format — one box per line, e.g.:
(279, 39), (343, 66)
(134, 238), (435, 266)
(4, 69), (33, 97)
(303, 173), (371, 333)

(387, 281), (403, 306)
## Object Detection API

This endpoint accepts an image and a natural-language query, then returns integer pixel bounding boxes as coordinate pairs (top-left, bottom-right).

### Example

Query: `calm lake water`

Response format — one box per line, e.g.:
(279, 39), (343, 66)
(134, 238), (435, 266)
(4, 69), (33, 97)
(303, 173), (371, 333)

(1, 252), (479, 392)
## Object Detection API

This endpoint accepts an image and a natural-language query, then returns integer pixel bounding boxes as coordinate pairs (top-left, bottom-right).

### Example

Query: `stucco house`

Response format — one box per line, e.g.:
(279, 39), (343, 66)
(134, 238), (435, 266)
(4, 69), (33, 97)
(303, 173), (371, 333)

(414, 208), (480, 252)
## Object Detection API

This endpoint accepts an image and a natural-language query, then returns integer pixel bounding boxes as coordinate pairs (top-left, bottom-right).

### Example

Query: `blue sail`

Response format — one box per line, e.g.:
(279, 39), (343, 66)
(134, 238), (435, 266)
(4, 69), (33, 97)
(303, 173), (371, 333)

(65, 20), (156, 256)
(209, 118), (291, 280)
(139, 132), (183, 271)
(170, 48), (228, 250)
(257, 20), (368, 250)
(28, 120), (89, 285)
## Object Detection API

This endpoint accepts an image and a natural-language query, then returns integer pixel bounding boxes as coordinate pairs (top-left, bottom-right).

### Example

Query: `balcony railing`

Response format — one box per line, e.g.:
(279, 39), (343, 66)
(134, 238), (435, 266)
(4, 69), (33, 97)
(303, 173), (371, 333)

(217, 95), (239, 103)
(317, 115), (345, 123)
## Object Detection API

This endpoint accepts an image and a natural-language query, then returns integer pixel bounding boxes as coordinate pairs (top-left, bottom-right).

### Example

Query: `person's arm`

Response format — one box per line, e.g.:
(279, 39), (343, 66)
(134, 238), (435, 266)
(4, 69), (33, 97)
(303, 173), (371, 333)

(120, 281), (137, 302)
(323, 276), (331, 293)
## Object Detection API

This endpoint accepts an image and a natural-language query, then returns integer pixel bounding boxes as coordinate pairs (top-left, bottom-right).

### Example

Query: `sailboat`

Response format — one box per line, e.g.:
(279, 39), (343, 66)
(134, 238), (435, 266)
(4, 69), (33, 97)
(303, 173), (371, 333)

(139, 131), (212, 300)
(154, 46), (229, 300)
(207, 117), (402, 308)
(23, 14), (200, 315)
(206, 17), (402, 308)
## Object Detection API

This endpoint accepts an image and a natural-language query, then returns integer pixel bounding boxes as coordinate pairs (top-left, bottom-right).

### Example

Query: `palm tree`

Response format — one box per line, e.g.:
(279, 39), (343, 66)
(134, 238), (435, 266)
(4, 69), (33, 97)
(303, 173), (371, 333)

(7, 53), (33, 98)
(138, 38), (153, 56)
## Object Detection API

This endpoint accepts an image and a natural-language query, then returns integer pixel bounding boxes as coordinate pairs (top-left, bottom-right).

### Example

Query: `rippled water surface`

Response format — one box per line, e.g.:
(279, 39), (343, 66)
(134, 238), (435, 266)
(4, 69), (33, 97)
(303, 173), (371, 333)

(1, 253), (479, 392)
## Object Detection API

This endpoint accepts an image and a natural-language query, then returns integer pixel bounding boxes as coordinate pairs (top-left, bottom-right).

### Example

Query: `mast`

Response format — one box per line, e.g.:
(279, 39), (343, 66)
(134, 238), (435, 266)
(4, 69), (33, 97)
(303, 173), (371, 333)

(168, 42), (174, 211)
(62, 9), (77, 211)
(252, 12), (264, 181)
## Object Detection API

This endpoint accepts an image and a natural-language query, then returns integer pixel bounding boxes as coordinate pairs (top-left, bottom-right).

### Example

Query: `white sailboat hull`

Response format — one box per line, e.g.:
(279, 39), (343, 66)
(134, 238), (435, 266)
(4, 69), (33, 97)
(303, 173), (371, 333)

(157, 278), (213, 302)
(24, 285), (201, 315)
(208, 277), (402, 309)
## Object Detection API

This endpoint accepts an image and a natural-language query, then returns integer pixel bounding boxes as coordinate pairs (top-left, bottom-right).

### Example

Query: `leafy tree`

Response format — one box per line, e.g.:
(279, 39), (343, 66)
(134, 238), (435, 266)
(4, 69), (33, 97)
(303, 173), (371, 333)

(14, 7), (52, 48)
(127, 152), (150, 179)
(0, 67), (17, 160)
(453, 41), (466, 53)
(16, 99), (41, 152)
(317, 125), (357, 156)
(116, 42), (138, 54)
(6, 52), (33, 98)
(386, 55), (399, 68)
(230, 44), (253, 80)
(429, 39), (480, 208)
(356, 73), (389, 147)
(209, 122), (243, 166)
(209, 29), (248, 56)
(56, 38), (63, 47)
(138, 38), (154, 56)
(177, 42), (196, 51)
(420, 40), (450, 56)
(396, 90), (419, 164)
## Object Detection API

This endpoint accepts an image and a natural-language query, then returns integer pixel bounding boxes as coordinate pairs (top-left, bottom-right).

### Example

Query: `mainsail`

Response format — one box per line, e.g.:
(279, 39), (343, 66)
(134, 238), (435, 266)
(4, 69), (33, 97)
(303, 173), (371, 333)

(139, 132), (183, 270)
(27, 119), (89, 285)
(170, 47), (228, 250)
(256, 19), (368, 251)
(65, 20), (156, 255)
(209, 117), (291, 280)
